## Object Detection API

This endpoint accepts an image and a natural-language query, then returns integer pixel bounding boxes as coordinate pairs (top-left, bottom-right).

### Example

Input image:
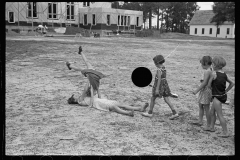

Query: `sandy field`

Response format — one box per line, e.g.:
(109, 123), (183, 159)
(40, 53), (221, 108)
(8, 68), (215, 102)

(6, 34), (235, 155)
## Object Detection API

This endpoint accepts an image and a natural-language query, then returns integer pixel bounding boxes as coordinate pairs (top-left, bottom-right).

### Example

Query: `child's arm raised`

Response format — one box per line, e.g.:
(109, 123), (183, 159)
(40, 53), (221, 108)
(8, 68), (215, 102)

(193, 70), (211, 95)
(225, 75), (234, 94)
(155, 69), (162, 96)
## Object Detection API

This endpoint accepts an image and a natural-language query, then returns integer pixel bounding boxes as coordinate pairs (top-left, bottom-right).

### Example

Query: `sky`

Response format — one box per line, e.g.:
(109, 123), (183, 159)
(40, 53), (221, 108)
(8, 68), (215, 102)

(147, 2), (214, 28)
(197, 2), (214, 10)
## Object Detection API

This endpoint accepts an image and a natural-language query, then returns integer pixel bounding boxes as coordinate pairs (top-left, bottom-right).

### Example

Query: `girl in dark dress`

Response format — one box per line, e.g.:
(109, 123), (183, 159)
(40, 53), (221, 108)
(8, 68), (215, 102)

(205, 56), (234, 138)
(142, 55), (179, 120)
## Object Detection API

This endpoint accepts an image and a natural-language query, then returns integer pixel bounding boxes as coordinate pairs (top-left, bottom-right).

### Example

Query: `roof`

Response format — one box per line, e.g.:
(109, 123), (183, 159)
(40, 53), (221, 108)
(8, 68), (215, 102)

(189, 10), (234, 25)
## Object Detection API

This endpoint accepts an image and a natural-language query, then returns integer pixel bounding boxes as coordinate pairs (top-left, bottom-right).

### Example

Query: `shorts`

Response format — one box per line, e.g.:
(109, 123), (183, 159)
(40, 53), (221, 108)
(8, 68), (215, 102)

(212, 94), (227, 103)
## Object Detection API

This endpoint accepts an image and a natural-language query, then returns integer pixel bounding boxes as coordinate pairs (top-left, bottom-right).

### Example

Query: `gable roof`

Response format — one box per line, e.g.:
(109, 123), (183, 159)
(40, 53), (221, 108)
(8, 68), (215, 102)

(189, 10), (234, 25)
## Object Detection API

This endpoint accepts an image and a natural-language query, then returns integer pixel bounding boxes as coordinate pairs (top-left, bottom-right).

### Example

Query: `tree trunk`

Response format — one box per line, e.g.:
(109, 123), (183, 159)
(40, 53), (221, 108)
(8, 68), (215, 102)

(161, 10), (163, 33)
(148, 9), (152, 29)
(157, 8), (159, 30)
(216, 25), (218, 37)
(166, 13), (168, 32)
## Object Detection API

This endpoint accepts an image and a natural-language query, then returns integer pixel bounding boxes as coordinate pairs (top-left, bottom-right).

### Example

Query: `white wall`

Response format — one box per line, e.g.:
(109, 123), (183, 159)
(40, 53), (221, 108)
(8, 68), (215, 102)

(190, 24), (234, 38)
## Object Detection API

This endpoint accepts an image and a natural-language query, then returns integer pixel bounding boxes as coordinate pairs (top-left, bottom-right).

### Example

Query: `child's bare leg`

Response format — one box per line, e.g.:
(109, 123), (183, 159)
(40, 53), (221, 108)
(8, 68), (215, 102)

(207, 103), (216, 131)
(164, 97), (177, 115)
(213, 98), (229, 136)
(118, 104), (143, 111)
(110, 106), (134, 117)
(148, 96), (157, 114)
(80, 52), (94, 69)
(203, 104), (210, 127)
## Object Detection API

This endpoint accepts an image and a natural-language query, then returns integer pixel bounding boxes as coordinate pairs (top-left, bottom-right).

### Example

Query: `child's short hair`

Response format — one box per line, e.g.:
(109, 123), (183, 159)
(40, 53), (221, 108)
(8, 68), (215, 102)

(212, 56), (226, 69)
(200, 56), (212, 66)
(153, 55), (165, 64)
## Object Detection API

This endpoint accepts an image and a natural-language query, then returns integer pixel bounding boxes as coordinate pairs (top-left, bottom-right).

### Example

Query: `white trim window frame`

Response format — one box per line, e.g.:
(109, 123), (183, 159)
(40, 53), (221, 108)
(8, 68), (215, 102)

(107, 14), (110, 26)
(92, 14), (96, 26)
(26, 2), (38, 18)
(127, 16), (130, 26)
(8, 11), (15, 23)
(121, 15), (124, 26)
(227, 28), (230, 35)
(48, 2), (58, 19)
(66, 2), (75, 21)
(118, 15), (121, 26)
(136, 16), (139, 26)
(83, 2), (90, 7)
(83, 14), (88, 25)
(124, 15), (127, 26)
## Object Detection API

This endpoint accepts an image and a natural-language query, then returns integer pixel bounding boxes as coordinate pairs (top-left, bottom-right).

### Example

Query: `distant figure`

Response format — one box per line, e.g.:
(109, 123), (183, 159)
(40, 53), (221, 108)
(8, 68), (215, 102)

(36, 25), (48, 36)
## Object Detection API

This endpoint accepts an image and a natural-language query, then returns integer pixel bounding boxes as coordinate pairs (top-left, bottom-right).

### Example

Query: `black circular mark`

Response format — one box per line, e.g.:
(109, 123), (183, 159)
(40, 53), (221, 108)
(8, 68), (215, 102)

(131, 67), (152, 87)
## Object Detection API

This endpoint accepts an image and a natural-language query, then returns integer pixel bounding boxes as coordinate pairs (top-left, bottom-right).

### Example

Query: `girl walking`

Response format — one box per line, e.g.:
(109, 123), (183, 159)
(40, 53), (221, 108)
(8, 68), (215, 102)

(141, 55), (179, 120)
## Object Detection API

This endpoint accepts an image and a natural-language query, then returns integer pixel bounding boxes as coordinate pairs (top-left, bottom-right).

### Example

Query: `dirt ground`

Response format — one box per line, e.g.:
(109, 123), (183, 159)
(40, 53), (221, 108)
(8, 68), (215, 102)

(6, 34), (235, 155)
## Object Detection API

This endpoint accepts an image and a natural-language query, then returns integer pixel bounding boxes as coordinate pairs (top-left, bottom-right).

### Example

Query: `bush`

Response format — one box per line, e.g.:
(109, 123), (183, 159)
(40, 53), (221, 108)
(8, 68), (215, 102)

(135, 29), (154, 37)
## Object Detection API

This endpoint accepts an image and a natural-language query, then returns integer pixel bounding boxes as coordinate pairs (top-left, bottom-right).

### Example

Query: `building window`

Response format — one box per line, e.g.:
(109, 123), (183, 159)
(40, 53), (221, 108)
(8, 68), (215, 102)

(92, 14), (96, 25)
(84, 14), (87, 25)
(107, 14), (110, 26)
(118, 15), (120, 26)
(202, 28), (204, 34)
(121, 15), (124, 26)
(48, 3), (57, 19)
(8, 11), (15, 23)
(227, 28), (230, 35)
(136, 17), (139, 26)
(195, 28), (197, 34)
(27, 2), (37, 18)
(128, 16), (130, 26)
(209, 28), (212, 34)
(67, 2), (74, 20)
(124, 16), (127, 26)
(83, 2), (90, 7)
(217, 28), (220, 34)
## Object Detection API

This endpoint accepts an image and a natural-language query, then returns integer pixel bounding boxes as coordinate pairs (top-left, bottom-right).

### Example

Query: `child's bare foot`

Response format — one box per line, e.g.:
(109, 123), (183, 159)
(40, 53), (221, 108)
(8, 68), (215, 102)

(202, 127), (215, 132)
(66, 61), (71, 70)
(78, 46), (82, 54)
(191, 121), (203, 126)
(142, 112), (153, 118)
(169, 113), (179, 120)
(129, 110), (134, 117)
(218, 132), (230, 138)
(140, 103), (149, 112)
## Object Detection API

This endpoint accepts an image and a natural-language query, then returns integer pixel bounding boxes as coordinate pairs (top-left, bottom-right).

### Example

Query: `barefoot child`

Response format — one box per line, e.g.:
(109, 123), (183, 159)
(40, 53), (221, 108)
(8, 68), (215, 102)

(192, 56), (213, 128)
(205, 56), (234, 137)
(141, 55), (179, 120)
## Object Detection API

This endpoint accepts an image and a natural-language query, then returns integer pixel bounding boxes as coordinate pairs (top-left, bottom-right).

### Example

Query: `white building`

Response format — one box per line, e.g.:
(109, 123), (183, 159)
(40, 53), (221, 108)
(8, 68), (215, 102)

(5, 2), (143, 32)
(189, 10), (235, 38)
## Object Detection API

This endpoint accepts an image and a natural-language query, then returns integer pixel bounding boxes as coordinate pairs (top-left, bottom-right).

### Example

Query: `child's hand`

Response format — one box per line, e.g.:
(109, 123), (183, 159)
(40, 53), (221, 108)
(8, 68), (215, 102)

(78, 46), (82, 54)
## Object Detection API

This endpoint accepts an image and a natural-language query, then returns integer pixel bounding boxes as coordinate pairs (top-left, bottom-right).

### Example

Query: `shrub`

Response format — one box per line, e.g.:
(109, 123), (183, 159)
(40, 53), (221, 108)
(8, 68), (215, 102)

(135, 29), (154, 37)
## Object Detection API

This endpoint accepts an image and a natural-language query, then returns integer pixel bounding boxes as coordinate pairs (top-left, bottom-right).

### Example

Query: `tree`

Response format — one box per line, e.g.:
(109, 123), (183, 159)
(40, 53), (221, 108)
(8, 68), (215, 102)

(152, 2), (170, 30)
(211, 2), (235, 37)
